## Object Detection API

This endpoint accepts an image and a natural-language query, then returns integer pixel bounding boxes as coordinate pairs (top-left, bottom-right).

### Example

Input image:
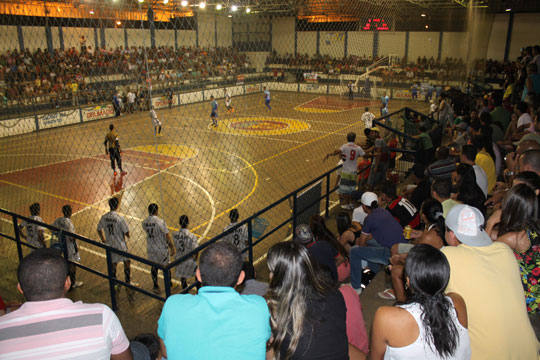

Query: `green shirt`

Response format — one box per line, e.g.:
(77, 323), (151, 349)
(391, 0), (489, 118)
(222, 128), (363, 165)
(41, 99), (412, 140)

(419, 132), (433, 150)
(491, 106), (511, 131)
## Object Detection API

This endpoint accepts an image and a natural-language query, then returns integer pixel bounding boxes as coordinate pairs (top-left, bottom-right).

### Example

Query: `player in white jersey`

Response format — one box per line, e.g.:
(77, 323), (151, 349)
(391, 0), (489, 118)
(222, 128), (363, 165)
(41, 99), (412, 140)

(173, 215), (199, 289)
(150, 105), (162, 136)
(325, 132), (365, 209)
(19, 203), (46, 248)
(263, 86), (271, 111)
(97, 197), (136, 287)
(224, 88), (234, 112)
(361, 107), (375, 129)
(142, 203), (175, 292)
(222, 209), (249, 261)
(51, 205), (83, 289)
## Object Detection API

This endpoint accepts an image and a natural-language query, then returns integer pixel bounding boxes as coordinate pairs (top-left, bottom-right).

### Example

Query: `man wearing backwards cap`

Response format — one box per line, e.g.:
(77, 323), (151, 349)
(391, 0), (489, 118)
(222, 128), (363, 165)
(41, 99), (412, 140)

(442, 205), (539, 360)
(349, 192), (406, 294)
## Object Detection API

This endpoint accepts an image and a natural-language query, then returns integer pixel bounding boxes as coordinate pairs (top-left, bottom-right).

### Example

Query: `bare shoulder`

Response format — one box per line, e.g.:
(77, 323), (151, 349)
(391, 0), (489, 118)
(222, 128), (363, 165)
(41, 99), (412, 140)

(447, 292), (468, 328)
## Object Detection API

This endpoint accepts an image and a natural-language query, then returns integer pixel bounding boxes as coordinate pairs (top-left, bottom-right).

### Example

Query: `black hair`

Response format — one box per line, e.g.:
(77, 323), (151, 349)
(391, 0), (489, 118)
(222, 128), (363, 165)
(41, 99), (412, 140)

(109, 124), (114, 130)
(419, 125), (427, 132)
(309, 214), (349, 260)
(336, 212), (352, 236)
(404, 244), (459, 358)
(17, 248), (68, 301)
(29, 202), (41, 216)
(412, 164), (426, 179)
(420, 198), (445, 240)
(456, 163), (487, 215)
(229, 208), (239, 223)
(148, 203), (158, 215)
(109, 197), (119, 211)
(381, 181), (397, 198)
(471, 134), (485, 151)
(62, 205), (72, 218)
(242, 261), (256, 281)
(521, 149), (540, 173)
(133, 333), (160, 360)
(493, 94), (503, 107)
(347, 132), (356, 143)
(365, 107), (369, 112)
(364, 128), (371, 136)
(199, 241), (243, 287)
(499, 184), (540, 239)
(432, 179), (452, 199)
(518, 101), (529, 114)
(461, 144), (477, 162)
(436, 146), (449, 160)
(179, 215), (189, 228)
(479, 111), (492, 125)
(514, 171), (540, 191)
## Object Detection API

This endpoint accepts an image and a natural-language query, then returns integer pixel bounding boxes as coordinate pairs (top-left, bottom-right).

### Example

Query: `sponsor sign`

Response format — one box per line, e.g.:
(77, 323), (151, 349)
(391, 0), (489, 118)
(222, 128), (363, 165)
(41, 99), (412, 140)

(0, 117), (35, 138)
(393, 90), (412, 99)
(38, 110), (80, 130)
(236, 74), (245, 85)
(82, 104), (115, 122)
(303, 73), (318, 83)
(180, 91), (203, 104)
(151, 95), (179, 110)
(246, 84), (260, 94)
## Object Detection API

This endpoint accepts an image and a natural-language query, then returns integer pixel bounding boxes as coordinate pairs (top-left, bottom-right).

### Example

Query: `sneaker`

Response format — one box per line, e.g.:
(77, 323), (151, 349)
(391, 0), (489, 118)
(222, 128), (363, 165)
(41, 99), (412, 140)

(378, 288), (396, 300)
(72, 281), (84, 289)
(128, 282), (140, 288)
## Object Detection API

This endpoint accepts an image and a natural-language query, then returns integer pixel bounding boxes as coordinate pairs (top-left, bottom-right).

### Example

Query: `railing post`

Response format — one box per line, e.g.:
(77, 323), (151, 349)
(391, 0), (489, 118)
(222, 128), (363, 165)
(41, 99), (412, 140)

(247, 219), (254, 264)
(164, 267), (171, 299)
(325, 173), (330, 218)
(13, 214), (23, 262)
(105, 247), (118, 311)
(292, 193), (298, 232)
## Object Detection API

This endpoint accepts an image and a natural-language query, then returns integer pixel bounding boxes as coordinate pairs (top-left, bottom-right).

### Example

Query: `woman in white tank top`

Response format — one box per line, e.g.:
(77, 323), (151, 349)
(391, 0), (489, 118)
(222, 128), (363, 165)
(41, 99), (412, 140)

(369, 244), (471, 360)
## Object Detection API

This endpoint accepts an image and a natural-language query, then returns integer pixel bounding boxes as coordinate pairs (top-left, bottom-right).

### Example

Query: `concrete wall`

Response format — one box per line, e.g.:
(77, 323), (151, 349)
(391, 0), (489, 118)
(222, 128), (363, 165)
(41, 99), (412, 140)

(272, 17), (295, 55)
(408, 32), (439, 60)
(297, 31), (317, 56)
(0, 26), (20, 52)
(105, 28), (124, 48)
(486, 14), (509, 61)
(243, 51), (270, 72)
(63, 27), (94, 50)
(348, 32), (373, 57)
(379, 32), (406, 58)
(197, 12), (215, 48)
(319, 31), (345, 58)
(442, 32), (469, 60)
(509, 13), (540, 60)
(216, 15), (232, 47)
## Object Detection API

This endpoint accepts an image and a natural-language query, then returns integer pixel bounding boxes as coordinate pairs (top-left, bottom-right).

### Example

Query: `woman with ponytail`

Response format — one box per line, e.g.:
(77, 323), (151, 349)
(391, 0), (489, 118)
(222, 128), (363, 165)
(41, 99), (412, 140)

(369, 244), (471, 359)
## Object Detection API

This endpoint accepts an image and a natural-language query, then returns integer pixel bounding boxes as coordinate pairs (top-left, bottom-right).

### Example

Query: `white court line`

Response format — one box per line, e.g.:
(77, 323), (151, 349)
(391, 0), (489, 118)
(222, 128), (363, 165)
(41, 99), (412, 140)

(170, 125), (304, 144)
(294, 95), (322, 108)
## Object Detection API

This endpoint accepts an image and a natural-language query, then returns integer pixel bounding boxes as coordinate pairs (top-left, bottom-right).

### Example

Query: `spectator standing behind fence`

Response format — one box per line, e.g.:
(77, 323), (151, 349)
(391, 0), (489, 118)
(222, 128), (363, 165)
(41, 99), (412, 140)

(223, 209), (249, 261)
(365, 127), (390, 189)
(97, 197), (137, 288)
(113, 92), (121, 117)
(142, 203), (175, 293)
(0, 248), (133, 360)
(173, 215), (198, 289)
(18, 202), (46, 248)
(158, 241), (271, 360)
(127, 89), (136, 113)
(51, 204), (83, 289)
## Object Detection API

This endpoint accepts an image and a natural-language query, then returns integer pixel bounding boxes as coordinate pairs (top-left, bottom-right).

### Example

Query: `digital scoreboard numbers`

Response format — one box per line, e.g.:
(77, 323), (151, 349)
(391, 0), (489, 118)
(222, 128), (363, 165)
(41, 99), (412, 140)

(362, 18), (390, 31)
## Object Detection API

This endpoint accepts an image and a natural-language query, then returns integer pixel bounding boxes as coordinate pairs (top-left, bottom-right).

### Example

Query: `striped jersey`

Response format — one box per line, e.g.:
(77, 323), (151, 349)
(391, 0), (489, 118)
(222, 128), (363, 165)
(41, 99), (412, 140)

(0, 298), (130, 359)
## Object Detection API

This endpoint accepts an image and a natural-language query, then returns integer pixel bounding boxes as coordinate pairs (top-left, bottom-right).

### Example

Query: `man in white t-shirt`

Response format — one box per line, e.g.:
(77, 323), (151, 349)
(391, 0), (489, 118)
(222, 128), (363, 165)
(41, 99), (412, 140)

(361, 107), (375, 129)
(19, 203), (46, 248)
(517, 101), (532, 130)
(127, 90), (136, 113)
(142, 203), (175, 292)
(97, 197), (137, 288)
(325, 132), (365, 209)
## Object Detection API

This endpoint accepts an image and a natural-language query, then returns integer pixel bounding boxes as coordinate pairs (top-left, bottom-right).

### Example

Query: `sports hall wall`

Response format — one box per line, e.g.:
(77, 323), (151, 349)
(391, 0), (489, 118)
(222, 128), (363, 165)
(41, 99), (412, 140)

(1, 12), (537, 65)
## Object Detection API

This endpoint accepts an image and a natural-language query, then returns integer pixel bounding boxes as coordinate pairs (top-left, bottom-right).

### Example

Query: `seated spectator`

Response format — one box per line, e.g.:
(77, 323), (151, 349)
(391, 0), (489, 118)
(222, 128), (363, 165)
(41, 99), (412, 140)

(431, 179), (461, 217)
(349, 192), (406, 294)
(460, 144), (488, 197)
(405, 164), (431, 211)
(0, 248), (132, 359)
(471, 134), (496, 194)
(132, 333), (160, 360)
(426, 146), (457, 181)
(158, 241), (270, 360)
(265, 241), (357, 359)
(370, 244), (471, 359)
(378, 181), (420, 229)
(519, 149), (540, 176)
(294, 224), (340, 281)
(240, 262), (268, 296)
(454, 163), (487, 215)
(337, 212), (360, 253)
(491, 94), (511, 131)
(442, 205), (539, 359)
(310, 215), (350, 281)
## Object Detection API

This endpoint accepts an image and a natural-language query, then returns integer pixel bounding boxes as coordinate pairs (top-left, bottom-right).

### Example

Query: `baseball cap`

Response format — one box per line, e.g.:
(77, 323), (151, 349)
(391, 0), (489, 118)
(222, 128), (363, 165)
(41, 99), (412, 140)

(294, 224), (313, 245)
(445, 205), (492, 247)
(361, 192), (378, 207)
(513, 132), (540, 146)
(371, 126), (381, 133)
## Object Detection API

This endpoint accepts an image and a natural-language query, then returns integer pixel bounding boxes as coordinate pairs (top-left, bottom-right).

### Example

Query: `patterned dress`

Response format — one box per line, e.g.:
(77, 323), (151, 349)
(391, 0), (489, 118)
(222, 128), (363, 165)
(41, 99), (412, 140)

(514, 229), (540, 314)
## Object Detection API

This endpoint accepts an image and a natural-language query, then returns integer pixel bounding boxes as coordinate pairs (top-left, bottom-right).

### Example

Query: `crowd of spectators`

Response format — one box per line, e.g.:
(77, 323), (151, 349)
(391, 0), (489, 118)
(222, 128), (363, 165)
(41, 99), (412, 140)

(0, 45), (252, 108)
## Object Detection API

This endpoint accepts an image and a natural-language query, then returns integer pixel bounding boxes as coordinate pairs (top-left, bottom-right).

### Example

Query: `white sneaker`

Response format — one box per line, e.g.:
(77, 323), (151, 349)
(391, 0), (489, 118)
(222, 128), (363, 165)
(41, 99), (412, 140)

(72, 281), (84, 288)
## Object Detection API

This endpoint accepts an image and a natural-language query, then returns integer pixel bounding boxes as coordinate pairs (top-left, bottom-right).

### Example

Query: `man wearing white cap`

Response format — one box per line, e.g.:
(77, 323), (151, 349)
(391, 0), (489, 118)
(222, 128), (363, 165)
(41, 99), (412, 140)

(442, 205), (539, 360)
(349, 192), (406, 294)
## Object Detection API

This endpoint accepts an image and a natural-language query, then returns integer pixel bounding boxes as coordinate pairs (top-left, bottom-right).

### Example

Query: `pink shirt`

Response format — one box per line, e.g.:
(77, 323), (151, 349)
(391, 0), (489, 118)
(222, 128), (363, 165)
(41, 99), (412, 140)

(0, 298), (129, 359)
(339, 285), (369, 353)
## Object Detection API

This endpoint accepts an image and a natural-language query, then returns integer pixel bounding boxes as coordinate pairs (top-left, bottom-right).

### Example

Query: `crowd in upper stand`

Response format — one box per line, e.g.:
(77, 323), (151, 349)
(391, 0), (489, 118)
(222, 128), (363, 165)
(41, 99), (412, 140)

(0, 45), (252, 107)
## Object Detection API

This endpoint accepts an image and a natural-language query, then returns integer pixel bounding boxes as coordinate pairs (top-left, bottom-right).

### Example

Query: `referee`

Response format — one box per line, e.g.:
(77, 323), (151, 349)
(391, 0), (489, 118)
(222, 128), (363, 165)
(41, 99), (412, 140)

(104, 124), (127, 176)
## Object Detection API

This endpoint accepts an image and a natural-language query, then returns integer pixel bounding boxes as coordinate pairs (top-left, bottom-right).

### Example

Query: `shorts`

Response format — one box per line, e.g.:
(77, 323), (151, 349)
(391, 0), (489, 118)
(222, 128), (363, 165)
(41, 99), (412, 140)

(398, 243), (415, 254)
(148, 250), (169, 266)
(339, 171), (357, 194)
(225, 100), (231, 107)
(152, 119), (161, 127)
(211, 111), (217, 118)
(265, 99), (270, 105)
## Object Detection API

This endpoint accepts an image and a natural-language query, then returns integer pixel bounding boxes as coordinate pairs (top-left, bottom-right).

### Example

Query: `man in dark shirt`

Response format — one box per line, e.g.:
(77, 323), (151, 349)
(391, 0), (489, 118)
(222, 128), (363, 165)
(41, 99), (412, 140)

(378, 181), (420, 228)
(426, 146), (456, 181)
(293, 224), (339, 281)
(407, 164), (431, 210)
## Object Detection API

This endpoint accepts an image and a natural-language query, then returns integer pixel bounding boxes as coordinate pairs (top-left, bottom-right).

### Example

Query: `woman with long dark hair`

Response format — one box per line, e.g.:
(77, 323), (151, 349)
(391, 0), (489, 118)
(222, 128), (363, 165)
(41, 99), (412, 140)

(310, 214), (350, 281)
(454, 163), (487, 215)
(265, 241), (353, 360)
(336, 211), (360, 253)
(370, 244), (471, 359)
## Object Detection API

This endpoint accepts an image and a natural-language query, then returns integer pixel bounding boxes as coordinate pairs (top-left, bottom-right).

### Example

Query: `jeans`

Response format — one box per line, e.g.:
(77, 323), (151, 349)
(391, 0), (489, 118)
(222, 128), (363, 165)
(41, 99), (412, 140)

(367, 161), (389, 187)
(350, 245), (391, 290)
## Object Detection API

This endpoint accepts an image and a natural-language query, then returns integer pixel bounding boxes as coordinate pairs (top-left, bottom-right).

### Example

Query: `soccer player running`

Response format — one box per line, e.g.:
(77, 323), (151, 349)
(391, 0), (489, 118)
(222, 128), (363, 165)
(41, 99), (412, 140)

(150, 106), (162, 136)
(104, 124), (126, 177)
(173, 215), (199, 289)
(263, 86), (271, 111)
(97, 197), (137, 289)
(210, 95), (218, 127)
(224, 88), (234, 112)
(142, 203), (175, 292)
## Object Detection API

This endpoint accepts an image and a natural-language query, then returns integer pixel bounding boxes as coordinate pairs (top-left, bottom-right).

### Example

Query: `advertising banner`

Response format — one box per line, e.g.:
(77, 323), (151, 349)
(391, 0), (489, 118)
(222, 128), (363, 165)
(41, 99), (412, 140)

(38, 110), (80, 130)
(151, 95), (179, 110)
(246, 84), (260, 94)
(0, 117), (35, 138)
(303, 73), (318, 83)
(82, 104), (115, 122)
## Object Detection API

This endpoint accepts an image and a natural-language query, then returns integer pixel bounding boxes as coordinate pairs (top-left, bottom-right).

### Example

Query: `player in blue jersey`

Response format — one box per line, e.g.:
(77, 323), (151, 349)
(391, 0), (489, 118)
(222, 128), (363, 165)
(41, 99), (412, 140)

(210, 95), (218, 127)
(263, 87), (271, 111)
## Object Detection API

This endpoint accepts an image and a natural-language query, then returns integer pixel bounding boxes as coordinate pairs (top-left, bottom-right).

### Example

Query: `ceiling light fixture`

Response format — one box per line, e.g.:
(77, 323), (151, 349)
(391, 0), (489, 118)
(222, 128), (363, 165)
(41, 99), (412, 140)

(199, 1), (206, 8)
(421, 13), (426, 17)
(216, 4), (222, 10)
(425, 25), (429, 29)
(505, 8), (511, 12)
(163, 0), (169, 4)
(181, 0), (188, 6)
(231, 5), (238, 11)
(89, 9), (95, 14)
(116, 20), (122, 25)
(246, 7), (251, 13)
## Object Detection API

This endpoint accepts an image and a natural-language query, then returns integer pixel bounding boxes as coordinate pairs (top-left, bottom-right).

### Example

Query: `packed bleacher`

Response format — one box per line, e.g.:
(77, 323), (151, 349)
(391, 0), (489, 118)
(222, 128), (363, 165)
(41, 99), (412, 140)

(0, 45), (253, 109)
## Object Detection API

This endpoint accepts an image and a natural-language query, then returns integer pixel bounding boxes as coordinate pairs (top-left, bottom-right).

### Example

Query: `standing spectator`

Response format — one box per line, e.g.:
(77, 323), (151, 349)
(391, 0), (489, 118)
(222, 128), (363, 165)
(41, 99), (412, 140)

(113, 92), (121, 117)
(0, 249), (133, 360)
(460, 144), (488, 197)
(51, 204), (83, 289)
(97, 197), (137, 288)
(454, 163), (487, 216)
(415, 125), (434, 165)
(472, 135), (496, 194)
(491, 95), (511, 130)
(142, 203), (175, 292)
(158, 241), (270, 360)
(19, 202), (46, 248)
(366, 127), (390, 189)
(173, 215), (198, 289)
(325, 132), (365, 209)
(223, 209), (249, 261)
(442, 205), (539, 359)
(127, 89), (136, 113)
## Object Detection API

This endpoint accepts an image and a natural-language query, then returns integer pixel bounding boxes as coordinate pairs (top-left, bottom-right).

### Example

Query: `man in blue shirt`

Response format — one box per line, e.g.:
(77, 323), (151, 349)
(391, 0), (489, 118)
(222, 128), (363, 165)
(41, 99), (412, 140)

(158, 241), (271, 360)
(210, 95), (218, 127)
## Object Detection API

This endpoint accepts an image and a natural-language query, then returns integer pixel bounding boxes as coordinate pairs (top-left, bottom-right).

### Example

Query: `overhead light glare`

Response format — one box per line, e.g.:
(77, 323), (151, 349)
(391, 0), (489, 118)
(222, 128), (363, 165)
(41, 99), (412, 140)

(181, 0), (188, 6)
(216, 4), (222, 10)
(505, 8), (511, 12)
(116, 20), (122, 25)
(138, 0), (144, 3)
(421, 13), (426, 17)
(228, 14), (232, 17)
(425, 25), (429, 29)
(199, 1), (206, 8)
(163, 0), (169, 4)
(231, 5), (238, 11)
(89, 9), (95, 14)
(246, 7), (251, 13)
